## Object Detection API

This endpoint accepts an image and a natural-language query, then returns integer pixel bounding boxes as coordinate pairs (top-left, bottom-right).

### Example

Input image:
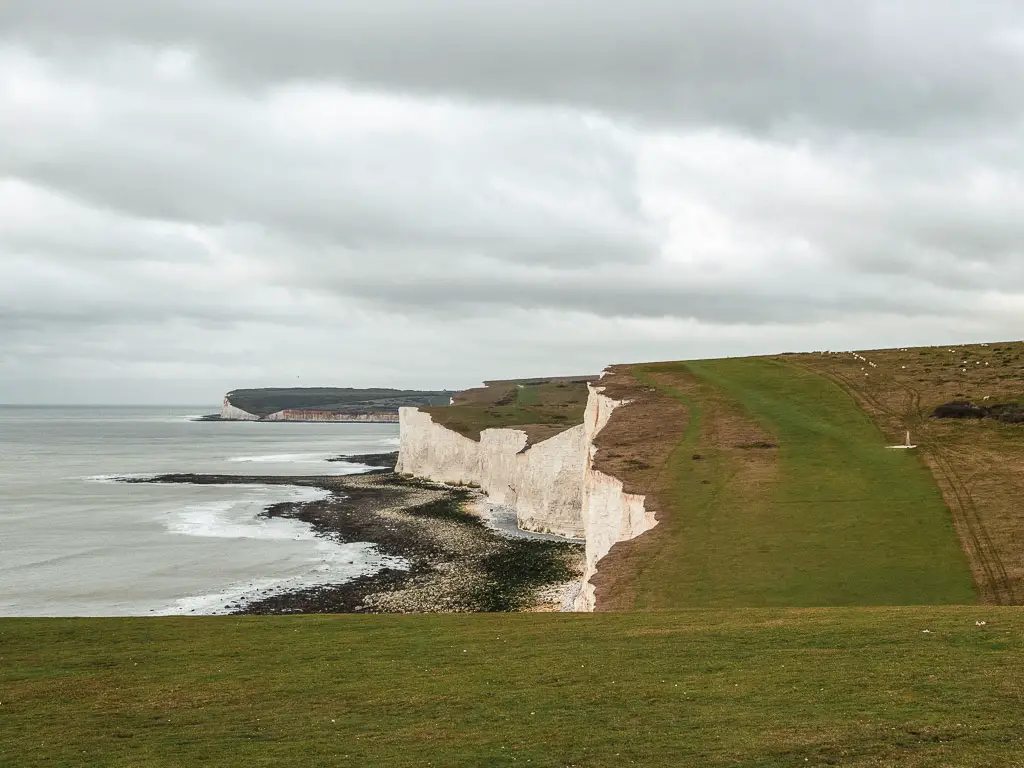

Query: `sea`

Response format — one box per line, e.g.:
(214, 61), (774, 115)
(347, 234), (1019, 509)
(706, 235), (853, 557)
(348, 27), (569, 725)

(0, 406), (404, 617)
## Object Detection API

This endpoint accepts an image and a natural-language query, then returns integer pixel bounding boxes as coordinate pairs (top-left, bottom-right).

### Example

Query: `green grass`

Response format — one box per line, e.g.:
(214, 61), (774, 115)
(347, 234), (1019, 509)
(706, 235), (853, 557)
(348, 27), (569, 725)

(629, 358), (976, 609)
(425, 380), (590, 441)
(516, 384), (541, 406)
(423, 404), (556, 438)
(3, 609), (1023, 767)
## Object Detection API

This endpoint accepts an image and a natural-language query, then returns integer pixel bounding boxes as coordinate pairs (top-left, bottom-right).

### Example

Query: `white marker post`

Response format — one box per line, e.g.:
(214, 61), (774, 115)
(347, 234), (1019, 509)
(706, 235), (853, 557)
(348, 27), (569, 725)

(889, 430), (917, 450)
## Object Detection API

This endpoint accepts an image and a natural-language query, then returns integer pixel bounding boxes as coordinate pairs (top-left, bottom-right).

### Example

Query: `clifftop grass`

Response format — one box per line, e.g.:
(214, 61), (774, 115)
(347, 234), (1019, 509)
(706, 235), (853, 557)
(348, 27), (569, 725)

(794, 342), (1024, 603)
(589, 356), (979, 610)
(422, 376), (596, 444)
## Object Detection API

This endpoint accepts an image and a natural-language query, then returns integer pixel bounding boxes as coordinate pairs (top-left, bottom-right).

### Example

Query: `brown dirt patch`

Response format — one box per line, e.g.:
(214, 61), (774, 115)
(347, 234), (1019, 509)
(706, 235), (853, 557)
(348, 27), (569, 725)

(586, 366), (688, 610)
(588, 366), (689, 498)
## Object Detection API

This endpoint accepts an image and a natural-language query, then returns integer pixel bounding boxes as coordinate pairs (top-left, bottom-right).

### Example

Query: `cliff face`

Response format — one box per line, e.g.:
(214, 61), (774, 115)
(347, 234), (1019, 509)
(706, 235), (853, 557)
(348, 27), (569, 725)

(263, 410), (399, 423)
(396, 409), (586, 537)
(396, 383), (658, 609)
(575, 387), (657, 611)
(218, 398), (400, 423)
(218, 387), (452, 421)
(221, 398), (260, 421)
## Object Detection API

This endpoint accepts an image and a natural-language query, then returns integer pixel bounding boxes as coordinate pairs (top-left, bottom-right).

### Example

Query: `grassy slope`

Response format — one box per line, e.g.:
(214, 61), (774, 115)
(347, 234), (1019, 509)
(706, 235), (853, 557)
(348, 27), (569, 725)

(423, 378), (593, 444)
(624, 357), (975, 609)
(793, 343), (1024, 604)
(3, 609), (1023, 768)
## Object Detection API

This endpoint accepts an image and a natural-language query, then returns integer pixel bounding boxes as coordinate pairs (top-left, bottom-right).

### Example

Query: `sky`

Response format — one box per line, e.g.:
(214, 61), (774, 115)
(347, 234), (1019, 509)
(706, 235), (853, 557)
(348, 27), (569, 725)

(2, 1), (1023, 404)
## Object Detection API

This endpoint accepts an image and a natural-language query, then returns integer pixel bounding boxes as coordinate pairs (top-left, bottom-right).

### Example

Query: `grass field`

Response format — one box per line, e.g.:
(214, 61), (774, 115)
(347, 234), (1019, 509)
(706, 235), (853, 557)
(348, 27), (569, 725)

(7, 346), (1023, 767)
(794, 343), (1024, 604)
(423, 376), (595, 443)
(592, 357), (976, 609)
(3, 608), (1023, 768)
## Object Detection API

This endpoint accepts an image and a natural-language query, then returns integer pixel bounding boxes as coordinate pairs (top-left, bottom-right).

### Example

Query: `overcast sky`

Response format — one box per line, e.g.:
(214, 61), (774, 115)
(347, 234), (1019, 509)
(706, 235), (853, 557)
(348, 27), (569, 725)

(2, 1), (1023, 404)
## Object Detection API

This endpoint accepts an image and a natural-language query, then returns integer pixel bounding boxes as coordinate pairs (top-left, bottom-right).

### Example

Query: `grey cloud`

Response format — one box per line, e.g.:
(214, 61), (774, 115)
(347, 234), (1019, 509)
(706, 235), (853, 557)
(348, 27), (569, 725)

(4, 1), (1024, 133)
(2, 3), (1024, 402)
(0, 61), (656, 266)
(312, 262), (961, 324)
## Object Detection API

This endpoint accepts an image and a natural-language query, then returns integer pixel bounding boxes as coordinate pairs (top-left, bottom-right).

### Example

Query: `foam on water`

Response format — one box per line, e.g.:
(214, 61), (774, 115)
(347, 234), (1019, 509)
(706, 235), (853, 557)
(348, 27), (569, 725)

(157, 540), (407, 615)
(227, 452), (333, 464)
(166, 486), (331, 540)
(1, 406), (402, 616)
(83, 473), (157, 484)
(326, 462), (382, 475)
(138, 414), (209, 424)
(153, 483), (410, 613)
(226, 453), (378, 476)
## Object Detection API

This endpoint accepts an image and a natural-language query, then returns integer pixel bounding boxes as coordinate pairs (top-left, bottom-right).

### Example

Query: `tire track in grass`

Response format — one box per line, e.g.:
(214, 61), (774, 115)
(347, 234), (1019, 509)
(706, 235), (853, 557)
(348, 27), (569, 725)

(838, 366), (1011, 604)
(818, 366), (1005, 603)
(805, 361), (1013, 605)
(626, 358), (974, 607)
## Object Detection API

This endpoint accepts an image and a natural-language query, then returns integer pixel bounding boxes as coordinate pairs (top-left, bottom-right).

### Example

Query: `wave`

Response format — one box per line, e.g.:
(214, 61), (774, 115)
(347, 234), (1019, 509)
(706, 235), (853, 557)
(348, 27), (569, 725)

(83, 473), (157, 484)
(226, 453), (333, 464)
(158, 482), (405, 614)
(226, 453), (381, 476)
(147, 414), (208, 423)
(156, 543), (407, 616)
(166, 486), (332, 540)
(324, 461), (387, 476)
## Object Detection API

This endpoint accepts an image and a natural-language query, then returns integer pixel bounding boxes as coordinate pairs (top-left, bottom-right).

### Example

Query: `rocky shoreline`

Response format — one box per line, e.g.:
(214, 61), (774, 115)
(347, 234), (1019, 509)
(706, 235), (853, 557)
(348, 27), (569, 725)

(124, 456), (583, 614)
(326, 451), (399, 468)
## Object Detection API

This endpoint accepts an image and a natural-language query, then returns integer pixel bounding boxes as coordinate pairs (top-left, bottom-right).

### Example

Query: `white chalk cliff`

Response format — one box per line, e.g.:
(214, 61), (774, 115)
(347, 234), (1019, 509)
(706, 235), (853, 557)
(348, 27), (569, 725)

(219, 397), (399, 423)
(396, 383), (658, 611)
(262, 410), (399, 423)
(220, 398), (260, 421)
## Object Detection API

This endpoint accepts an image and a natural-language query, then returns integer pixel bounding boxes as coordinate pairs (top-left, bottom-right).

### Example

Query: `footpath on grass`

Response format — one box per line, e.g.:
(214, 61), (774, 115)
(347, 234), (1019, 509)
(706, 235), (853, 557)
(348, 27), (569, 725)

(621, 357), (976, 609)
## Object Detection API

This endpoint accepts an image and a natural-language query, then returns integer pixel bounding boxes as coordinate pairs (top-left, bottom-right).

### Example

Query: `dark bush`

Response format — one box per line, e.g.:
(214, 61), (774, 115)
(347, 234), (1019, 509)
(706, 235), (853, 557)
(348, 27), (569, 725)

(933, 400), (1024, 424)
(933, 401), (986, 419)
(986, 403), (1024, 424)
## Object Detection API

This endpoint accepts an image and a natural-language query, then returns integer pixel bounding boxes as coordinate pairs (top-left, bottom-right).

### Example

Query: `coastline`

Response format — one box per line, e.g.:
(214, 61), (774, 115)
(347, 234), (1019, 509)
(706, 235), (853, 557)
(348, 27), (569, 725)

(123, 456), (584, 614)
(195, 415), (401, 424)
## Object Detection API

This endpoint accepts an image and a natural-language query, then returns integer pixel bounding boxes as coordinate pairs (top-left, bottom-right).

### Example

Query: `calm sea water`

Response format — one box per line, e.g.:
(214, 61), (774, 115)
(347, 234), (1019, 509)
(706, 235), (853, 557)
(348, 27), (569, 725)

(0, 406), (404, 616)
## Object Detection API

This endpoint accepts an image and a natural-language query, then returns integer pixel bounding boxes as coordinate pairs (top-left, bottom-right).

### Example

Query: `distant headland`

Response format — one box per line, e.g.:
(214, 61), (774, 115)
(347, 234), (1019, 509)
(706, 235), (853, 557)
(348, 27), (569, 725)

(201, 387), (454, 423)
